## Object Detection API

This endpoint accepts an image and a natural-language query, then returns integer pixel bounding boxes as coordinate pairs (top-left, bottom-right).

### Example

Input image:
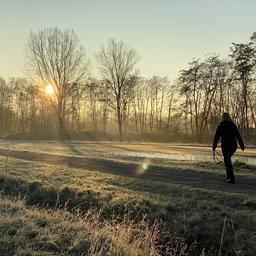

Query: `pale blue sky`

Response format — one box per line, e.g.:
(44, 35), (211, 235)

(0, 0), (255, 80)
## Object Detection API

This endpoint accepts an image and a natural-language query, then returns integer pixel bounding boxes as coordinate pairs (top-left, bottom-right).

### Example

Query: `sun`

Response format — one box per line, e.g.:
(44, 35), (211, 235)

(45, 84), (54, 95)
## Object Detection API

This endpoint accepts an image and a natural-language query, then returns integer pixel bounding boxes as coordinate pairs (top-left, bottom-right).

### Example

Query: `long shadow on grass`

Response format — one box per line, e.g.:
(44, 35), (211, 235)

(63, 142), (85, 156)
(1, 173), (256, 255)
(2, 175), (256, 256)
(0, 175), (164, 223)
(1, 147), (256, 196)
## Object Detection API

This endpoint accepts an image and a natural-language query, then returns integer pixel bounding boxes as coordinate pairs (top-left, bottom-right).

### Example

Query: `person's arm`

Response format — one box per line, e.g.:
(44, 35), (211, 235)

(234, 124), (245, 150)
(212, 125), (221, 151)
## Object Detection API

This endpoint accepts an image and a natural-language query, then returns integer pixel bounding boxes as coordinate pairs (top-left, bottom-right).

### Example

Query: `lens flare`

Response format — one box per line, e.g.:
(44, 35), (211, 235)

(136, 160), (151, 175)
(142, 163), (148, 170)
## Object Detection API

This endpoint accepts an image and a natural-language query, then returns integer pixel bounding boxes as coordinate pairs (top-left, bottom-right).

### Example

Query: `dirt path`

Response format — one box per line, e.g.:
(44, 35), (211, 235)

(0, 147), (255, 196)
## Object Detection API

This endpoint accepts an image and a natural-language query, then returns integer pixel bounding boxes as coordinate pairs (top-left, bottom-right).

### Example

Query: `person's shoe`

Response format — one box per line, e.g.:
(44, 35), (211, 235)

(226, 178), (235, 184)
(225, 176), (229, 181)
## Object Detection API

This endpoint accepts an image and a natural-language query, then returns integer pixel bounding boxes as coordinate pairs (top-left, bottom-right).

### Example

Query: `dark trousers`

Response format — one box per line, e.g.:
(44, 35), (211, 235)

(222, 147), (236, 180)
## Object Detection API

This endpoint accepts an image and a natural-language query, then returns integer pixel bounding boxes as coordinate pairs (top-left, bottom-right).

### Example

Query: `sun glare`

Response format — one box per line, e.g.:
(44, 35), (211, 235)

(45, 84), (54, 94)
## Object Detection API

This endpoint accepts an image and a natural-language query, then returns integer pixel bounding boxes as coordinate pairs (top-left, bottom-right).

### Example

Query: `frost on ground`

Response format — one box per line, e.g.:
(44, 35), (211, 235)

(0, 140), (256, 166)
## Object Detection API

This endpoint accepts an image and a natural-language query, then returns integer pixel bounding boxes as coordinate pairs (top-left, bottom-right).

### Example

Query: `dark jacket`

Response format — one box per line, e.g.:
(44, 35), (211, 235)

(212, 121), (245, 151)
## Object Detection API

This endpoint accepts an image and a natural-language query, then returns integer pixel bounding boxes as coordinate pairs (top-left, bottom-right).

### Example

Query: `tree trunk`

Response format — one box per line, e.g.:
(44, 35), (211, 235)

(58, 100), (66, 140)
(118, 115), (123, 142)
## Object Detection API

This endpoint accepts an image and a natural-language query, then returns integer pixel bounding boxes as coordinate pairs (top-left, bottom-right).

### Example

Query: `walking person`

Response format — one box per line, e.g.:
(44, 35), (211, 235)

(212, 113), (245, 184)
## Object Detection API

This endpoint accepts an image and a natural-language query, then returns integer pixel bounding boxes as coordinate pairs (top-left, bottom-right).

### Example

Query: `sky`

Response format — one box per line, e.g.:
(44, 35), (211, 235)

(0, 0), (256, 81)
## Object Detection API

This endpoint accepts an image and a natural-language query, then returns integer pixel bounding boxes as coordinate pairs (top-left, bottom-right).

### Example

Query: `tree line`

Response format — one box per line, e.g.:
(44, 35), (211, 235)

(0, 28), (256, 142)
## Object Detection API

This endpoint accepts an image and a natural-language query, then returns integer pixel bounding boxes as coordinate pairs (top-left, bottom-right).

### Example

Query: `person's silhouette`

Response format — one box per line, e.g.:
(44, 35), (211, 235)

(212, 113), (245, 184)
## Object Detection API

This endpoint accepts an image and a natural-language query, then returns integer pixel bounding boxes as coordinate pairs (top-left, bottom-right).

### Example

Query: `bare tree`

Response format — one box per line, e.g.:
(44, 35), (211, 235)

(230, 42), (255, 136)
(0, 78), (13, 136)
(179, 57), (220, 141)
(25, 27), (89, 139)
(96, 39), (139, 141)
(1, 29), (255, 142)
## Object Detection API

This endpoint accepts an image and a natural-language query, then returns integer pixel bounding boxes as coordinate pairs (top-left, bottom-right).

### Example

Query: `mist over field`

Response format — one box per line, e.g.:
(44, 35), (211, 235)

(1, 1), (256, 255)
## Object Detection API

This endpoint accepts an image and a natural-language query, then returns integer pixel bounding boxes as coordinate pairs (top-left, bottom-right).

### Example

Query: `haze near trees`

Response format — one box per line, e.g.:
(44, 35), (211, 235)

(0, 28), (256, 142)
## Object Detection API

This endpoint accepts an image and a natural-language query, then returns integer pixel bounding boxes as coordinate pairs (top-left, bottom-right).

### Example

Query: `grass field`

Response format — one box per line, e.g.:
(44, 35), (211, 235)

(1, 149), (256, 256)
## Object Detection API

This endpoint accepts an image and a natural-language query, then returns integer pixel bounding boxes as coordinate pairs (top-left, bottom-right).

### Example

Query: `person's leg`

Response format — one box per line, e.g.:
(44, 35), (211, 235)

(222, 148), (235, 183)
(227, 160), (235, 183)
(228, 147), (237, 183)
(223, 153), (232, 180)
